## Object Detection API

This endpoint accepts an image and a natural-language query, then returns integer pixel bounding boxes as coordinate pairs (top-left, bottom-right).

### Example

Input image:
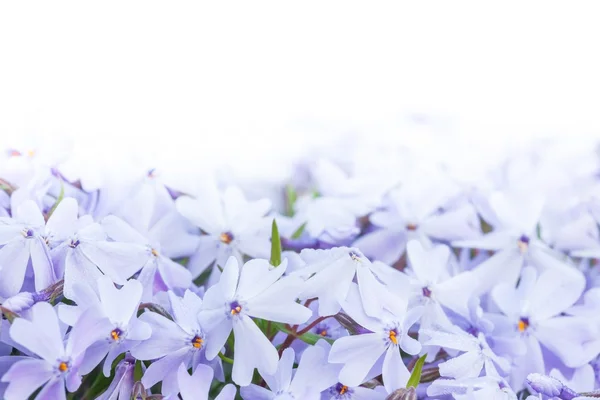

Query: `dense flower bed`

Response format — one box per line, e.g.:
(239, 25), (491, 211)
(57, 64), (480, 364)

(1, 139), (600, 399)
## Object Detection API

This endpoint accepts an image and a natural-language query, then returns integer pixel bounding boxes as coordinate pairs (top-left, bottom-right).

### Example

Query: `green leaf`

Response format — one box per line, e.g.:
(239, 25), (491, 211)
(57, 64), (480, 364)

(290, 222), (307, 239)
(285, 184), (297, 217)
(46, 178), (65, 221)
(406, 354), (427, 388)
(270, 219), (282, 267)
(272, 322), (333, 345)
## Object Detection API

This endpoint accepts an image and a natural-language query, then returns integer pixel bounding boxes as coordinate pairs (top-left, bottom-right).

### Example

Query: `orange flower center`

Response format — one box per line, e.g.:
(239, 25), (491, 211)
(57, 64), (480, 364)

(389, 330), (398, 345)
(192, 336), (204, 349)
(58, 362), (69, 372)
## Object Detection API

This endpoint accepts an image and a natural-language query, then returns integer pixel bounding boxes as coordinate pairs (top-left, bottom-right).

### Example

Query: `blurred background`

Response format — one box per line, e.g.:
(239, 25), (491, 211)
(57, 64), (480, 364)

(1, 1), (599, 185)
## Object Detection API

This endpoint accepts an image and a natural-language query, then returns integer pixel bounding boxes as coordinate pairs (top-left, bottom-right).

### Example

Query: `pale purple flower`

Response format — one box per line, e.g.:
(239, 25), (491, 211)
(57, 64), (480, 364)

(131, 290), (223, 396)
(420, 325), (510, 380)
(101, 215), (193, 300)
(66, 277), (152, 377)
(240, 343), (337, 400)
(293, 247), (406, 317)
(354, 176), (480, 265)
(491, 267), (597, 389)
(198, 256), (311, 386)
(175, 362), (236, 400)
(328, 283), (422, 391)
(1, 302), (107, 400)
(53, 216), (150, 301)
(453, 190), (585, 295)
(427, 376), (517, 400)
(0, 200), (57, 297)
(95, 354), (137, 400)
(176, 184), (272, 278)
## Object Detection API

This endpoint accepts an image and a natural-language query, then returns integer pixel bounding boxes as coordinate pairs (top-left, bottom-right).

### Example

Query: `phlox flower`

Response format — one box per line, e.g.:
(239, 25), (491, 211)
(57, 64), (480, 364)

(95, 354), (137, 400)
(427, 376), (517, 400)
(131, 290), (222, 397)
(420, 323), (510, 380)
(65, 277), (151, 377)
(404, 240), (477, 327)
(52, 213), (150, 300)
(240, 342), (338, 400)
(0, 199), (60, 297)
(354, 175), (480, 265)
(172, 363), (236, 400)
(491, 267), (597, 389)
(453, 190), (585, 295)
(293, 246), (407, 317)
(328, 283), (422, 391)
(101, 215), (193, 300)
(1, 302), (108, 400)
(176, 184), (272, 279)
(198, 256), (311, 386)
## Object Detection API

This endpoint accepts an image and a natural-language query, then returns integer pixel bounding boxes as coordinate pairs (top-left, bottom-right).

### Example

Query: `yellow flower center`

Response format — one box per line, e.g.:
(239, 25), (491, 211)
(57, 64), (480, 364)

(192, 336), (204, 349)
(110, 328), (122, 341)
(58, 362), (69, 372)
(320, 330), (328, 337)
(389, 330), (398, 345)
(151, 248), (159, 257)
(220, 232), (234, 244)
(518, 318), (529, 332)
(230, 306), (242, 315)
(339, 385), (349, 394)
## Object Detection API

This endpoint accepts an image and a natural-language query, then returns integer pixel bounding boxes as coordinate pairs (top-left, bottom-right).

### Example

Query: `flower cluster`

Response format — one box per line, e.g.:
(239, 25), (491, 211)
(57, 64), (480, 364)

(1, 139), (600, 400)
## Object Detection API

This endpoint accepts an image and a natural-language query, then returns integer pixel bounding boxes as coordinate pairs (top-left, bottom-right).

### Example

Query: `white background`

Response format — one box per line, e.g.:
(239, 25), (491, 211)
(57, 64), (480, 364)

(1, 1), (600, 179)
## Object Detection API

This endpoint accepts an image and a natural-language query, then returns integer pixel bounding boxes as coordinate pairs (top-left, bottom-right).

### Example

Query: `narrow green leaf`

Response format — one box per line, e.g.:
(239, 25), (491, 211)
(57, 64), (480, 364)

(285, 184), (297, 217)
(290, 222), (307, 239)
(272, 322), (333, 345)
(46, 178), (65, 221)
(270, 219), (282, 267)
(406, 354), (427, 388)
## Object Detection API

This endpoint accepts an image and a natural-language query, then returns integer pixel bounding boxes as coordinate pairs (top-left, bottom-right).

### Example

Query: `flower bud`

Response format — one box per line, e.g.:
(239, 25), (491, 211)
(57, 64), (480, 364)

(2, 292), (35, 314)
(526, 373), (577, 400)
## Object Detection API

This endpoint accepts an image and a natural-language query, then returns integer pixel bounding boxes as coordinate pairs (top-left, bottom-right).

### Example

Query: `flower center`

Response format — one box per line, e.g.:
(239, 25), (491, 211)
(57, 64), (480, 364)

(422, 286), (432, 297)
(58, 361), (69, 372)
(191, 335), (204, 349)
(518, 317), (530, 332)
(348, 251), (361, 262)
(335, 383), (350, 395)
(21, 228), (34, 238)
(110, 328), (123, 341)
(69, 239), (80, 248)
(230, 301), (242, 315)
(219, 232), (234, 244)
(388, 329), (399, 345)
(151, 248), (159, 257)
(517, 234), (530, 253)
(406, 223), (418, 231)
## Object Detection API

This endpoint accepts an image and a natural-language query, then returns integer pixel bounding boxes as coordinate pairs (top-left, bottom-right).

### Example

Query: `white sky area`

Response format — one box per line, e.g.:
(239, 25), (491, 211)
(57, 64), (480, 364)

(1, 1), (600, 183)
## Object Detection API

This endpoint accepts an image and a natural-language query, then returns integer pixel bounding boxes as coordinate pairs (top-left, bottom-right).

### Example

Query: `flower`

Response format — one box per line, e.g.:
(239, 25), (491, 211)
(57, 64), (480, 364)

(1, 302), (108, 400)
(240, 344), (335, 399)
(176, 184), (272, 278)
(491, 267), (597, 389)
(68, 276), (151, 377)
(176, 362), (237, 400)
(293, 247), (405, 317)
(328, 283), (422, 391)
(101, 215), (193, 300)
(131, 290), (222, 396)
(353, 175), (480, 265)
(0, 200), (57, 297)
(453, 189), (585, 296)
(198, 256), (311, 386)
